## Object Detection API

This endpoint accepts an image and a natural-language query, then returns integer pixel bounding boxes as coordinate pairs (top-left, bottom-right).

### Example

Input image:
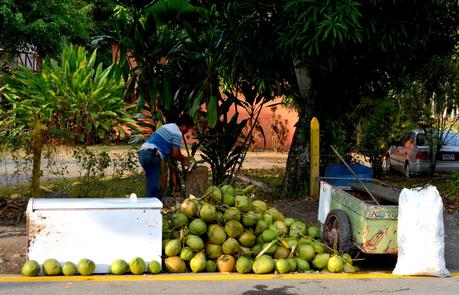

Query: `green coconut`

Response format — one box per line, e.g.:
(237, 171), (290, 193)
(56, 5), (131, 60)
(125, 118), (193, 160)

(342, 253), (353, 265)
(222, 186), (236, 206)
(186, 234), (205, 251)
(205, 186), (222, 203)
(256, 233), (265, 245)
(284, 217), (295, 227)
(148, 260), (161, 274)
(312, 240), (325, 254)
(262, 242), (278, 255)
(283, 238), (298, 249)
(275, 258), (290, 274)
(236, 256), (252, 274)
(62, 261), (77, 276)
(180, 198), (197, 217)
(200, 203), (218, 222)
(189, 218), (208, 235)
(164, 256), (186, 273)
(77, 258), (95, 275)
(289, 221), (307, 237)
(165, 239), (182, 257)
(238, 230), (257, 247)
(189, 252), (206, 273)
(207, 224), (227, 245)
(222, 238), (241, 255)
(263, 214), (274, 225)
(110, 259), (128, 275)
(206, 243), (223, 259)
(261, 228), (277, 242)
(312, 253), (330, 270)
(206, 260), (217, 272)
(343, 262), (356, 273)
(255, 219), (269, 234)
(223, 194), (236, 206)
(251, 244), (263, 256)
(307, 226), (321, 239)
(240, 246), (252, 257)
(273, 246), (290, 259)
(129, 257), (146, 275)
(252, 255), (275, 274)
(43, 258), (61, 276)
(235, 195), (251, 212)
(180, 247), (194, 261)
(224, 220), (244, 238)
(327, 255), (344, 273)
(171, 212), (189, 228)
(251, 200), (268, 213)
(297, 244), (316, 261)
(287, 258), (297, 272)
(274, 220), (288, 235)
(242, 211), (259, 227)
(217, 212), (226, 224)
(221, 184), (236, 197)
(265, 207), (285, 221)
(21, 260), (40, 277)
(295, 258), (310, 272)
(223, 207), (241, 221)
(162, 239), (171, 250)
(298, 236), (313, 245)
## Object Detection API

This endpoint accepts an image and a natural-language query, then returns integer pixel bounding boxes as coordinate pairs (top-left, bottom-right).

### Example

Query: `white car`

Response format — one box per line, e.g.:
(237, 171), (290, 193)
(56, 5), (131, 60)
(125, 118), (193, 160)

(387, 130), (459, 177)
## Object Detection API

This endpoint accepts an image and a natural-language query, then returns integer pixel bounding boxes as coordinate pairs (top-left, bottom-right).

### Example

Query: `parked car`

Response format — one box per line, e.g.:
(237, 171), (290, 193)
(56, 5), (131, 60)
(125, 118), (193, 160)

(387, 130), (459, 177)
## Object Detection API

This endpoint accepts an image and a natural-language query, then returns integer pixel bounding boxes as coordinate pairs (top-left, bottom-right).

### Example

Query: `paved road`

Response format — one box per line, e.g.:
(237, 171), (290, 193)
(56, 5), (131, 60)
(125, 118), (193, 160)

(1, 276), (458, 295)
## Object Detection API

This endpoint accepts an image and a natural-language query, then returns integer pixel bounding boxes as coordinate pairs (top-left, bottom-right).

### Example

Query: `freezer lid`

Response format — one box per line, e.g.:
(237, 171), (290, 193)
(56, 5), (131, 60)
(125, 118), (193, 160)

(28, 198), (163, 211)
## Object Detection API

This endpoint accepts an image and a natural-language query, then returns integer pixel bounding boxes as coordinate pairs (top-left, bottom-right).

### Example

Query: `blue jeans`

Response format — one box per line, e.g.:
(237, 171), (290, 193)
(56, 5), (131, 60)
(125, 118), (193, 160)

(138, 149), (162, 199)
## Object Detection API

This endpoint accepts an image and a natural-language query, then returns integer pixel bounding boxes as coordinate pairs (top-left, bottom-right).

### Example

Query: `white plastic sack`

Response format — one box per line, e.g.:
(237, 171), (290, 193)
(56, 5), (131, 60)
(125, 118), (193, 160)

(318, 181), (332, 224)
(393, 185), (450, 277)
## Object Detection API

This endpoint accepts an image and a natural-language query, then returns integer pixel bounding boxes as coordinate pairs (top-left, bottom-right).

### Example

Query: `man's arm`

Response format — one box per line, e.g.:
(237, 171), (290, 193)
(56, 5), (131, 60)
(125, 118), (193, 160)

(171, 146), (189, 167)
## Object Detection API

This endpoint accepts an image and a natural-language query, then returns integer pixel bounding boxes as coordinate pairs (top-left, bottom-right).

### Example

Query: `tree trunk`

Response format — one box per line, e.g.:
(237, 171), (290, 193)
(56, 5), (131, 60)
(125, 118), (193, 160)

(31, 127), (44, 197)
(281, 58), (313, 198)
(281, 114), (310, 197)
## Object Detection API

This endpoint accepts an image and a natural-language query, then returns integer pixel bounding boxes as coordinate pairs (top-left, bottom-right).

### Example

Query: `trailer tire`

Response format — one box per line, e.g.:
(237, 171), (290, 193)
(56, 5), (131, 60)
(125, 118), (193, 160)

(322, 209), (352, 254)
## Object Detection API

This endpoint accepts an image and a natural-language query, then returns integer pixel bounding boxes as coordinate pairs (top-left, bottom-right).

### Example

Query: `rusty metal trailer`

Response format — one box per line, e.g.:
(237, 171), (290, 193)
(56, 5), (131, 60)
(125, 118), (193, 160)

(319, 179), (401, 254)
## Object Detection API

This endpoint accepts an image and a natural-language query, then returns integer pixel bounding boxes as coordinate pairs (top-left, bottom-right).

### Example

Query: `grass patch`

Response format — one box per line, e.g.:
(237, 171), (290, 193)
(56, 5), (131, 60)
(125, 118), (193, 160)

(239, 167), (285, 200)
(0, 174), (146, 199)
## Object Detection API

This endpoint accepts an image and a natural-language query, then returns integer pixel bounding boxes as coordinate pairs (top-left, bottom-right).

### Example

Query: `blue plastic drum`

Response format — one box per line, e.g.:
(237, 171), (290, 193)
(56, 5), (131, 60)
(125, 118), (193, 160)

(324, 164), (373, 186)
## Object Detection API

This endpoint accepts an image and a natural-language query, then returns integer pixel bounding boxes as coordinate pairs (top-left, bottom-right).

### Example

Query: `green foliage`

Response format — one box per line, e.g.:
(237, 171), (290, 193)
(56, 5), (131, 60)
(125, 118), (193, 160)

(106, 0), (204, 130)
(277, 0), (363, 64)
(192, 112), (248, 186)
(72, 146), (139, 184)
(2, 45), (134, 145)
(0, 45), (135, 196)
(355, 98), (401, 177)
(0, 0), (94, 57)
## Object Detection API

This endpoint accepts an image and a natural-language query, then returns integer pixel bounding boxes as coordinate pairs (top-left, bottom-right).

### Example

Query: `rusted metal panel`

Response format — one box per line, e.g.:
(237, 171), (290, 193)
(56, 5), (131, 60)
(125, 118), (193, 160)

(26, 198), (162, 274)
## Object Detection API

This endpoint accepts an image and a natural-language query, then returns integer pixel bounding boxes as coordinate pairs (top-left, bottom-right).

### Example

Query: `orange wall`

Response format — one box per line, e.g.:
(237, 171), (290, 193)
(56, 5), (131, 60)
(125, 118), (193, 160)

(227, 97), (298, 151)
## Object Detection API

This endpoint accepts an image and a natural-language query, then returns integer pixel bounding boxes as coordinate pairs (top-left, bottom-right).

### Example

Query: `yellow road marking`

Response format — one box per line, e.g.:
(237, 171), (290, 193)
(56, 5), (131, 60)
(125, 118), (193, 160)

(0, 272), (458, 283)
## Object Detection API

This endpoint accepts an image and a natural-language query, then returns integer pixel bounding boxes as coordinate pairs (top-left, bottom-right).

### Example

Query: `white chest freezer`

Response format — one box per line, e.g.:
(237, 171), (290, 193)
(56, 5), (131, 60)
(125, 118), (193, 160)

(26, 197), (163, 274)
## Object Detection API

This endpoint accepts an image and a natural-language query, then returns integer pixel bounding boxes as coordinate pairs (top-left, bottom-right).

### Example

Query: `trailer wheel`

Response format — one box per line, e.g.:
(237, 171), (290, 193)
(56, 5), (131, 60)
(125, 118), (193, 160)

(322, 209), (352, 253)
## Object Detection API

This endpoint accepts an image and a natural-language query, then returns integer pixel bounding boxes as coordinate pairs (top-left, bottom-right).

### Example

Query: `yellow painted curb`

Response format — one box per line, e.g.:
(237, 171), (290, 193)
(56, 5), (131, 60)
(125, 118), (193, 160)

(0, 272), (458, 283)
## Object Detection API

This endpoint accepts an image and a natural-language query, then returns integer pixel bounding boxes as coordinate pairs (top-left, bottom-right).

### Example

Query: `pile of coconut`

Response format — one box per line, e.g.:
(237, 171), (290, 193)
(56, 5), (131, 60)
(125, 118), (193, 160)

(162, 184), (357, 274)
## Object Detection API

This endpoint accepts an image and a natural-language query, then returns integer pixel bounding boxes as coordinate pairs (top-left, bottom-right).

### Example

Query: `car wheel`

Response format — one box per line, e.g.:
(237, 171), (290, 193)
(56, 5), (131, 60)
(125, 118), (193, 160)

(404, 162), (411, 178)
(384, 155), (393, 174)
(321, 209), (352, 254)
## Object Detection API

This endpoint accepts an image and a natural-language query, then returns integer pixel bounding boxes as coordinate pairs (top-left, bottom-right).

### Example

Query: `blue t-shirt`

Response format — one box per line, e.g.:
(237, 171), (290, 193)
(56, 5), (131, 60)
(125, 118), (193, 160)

(143, 123), (182, 158)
